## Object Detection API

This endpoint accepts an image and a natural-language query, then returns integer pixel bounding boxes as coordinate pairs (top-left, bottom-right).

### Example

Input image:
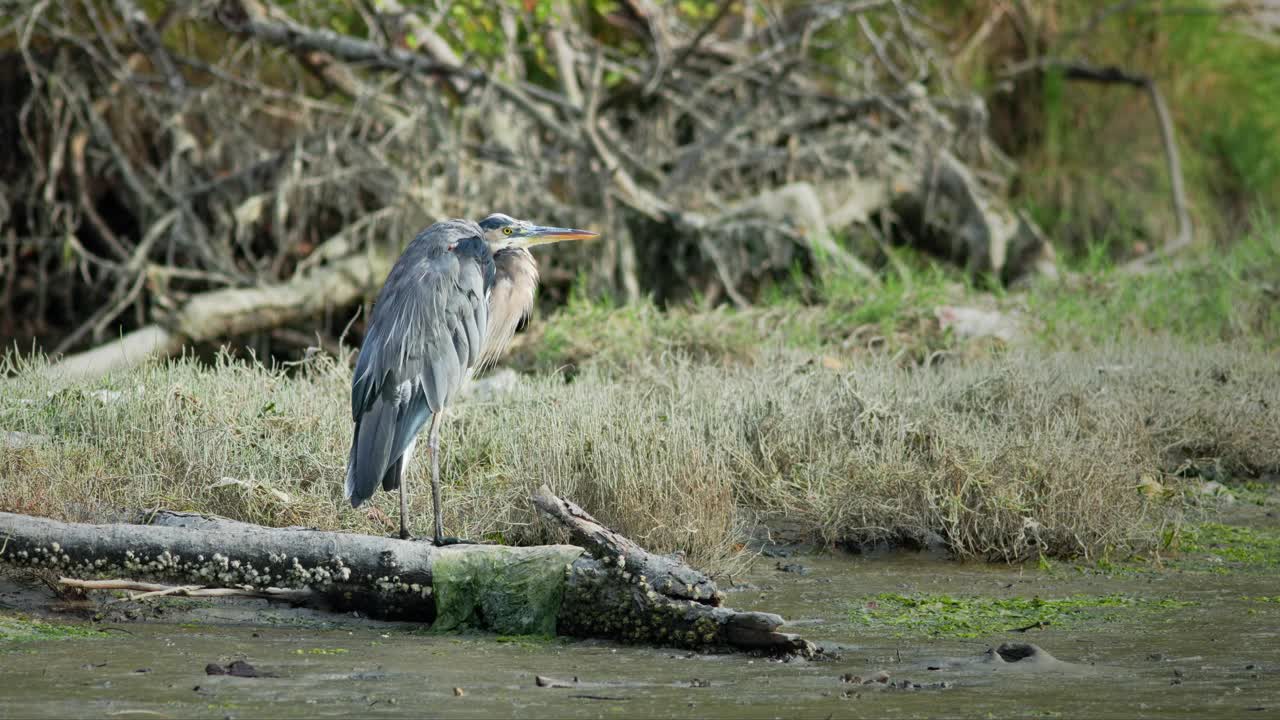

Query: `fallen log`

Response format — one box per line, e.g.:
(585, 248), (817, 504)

(0, 487), (815, 656)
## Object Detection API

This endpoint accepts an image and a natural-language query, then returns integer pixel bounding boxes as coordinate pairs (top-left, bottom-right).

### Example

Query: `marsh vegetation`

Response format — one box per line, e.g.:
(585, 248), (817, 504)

(4, 289), (1276, 571)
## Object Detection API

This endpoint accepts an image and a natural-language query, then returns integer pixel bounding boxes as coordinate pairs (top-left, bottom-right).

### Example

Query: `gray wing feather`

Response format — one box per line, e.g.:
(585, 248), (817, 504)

(346, 224), (490, 507)
(460, 298), (482, 366)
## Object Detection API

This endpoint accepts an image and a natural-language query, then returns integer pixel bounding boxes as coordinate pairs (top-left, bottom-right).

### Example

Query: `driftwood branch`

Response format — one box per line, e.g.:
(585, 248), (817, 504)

(531, 486), (721, 605)
(1, 509), (443, 616)
(0, 489), (816, 656)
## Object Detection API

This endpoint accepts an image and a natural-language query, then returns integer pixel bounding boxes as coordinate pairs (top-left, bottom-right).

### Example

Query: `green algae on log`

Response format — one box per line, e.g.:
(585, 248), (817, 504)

(432, 544), (583, 635)
(0, 489), (815, 656)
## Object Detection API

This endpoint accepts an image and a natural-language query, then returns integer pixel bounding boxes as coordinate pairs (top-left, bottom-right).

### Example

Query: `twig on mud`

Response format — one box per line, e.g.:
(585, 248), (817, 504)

(60, 577), (314, 603)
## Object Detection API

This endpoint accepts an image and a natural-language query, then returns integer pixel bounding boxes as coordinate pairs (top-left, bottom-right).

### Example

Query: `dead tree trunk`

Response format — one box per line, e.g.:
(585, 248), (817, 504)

(0, 487), (815, 656)
(44, 251), (393, 382)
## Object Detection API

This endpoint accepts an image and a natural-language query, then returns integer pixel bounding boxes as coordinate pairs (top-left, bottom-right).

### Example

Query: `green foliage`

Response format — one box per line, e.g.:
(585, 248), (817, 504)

(851, 593), (1195, 639)
(675, 0), (723, 22)
(1220, 481), (1276, 508)
(934, 1), (1280, 252)
(1165, 9), (1280, 219)
(821, 256), (956, 335)
(1040, 67), (1066, 169)
(530, 292), (795, 373)
(527, 253), (970, 376)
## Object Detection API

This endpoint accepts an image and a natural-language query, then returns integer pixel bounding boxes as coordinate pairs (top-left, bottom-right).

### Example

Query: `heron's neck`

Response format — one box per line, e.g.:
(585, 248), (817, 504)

(478, 247), (539, 368)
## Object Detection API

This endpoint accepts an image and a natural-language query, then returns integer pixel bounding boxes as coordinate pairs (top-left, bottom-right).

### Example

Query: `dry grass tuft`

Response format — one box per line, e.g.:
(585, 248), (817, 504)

(2, 340), (1275, 569)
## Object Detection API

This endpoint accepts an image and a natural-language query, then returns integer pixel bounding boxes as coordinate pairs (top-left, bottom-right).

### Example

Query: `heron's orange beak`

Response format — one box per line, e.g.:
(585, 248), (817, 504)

(524, 226), (599, 246)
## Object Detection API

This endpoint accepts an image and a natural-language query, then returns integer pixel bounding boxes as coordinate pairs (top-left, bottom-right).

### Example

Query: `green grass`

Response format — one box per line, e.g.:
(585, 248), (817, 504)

(851, 593), (1195, 639)
(514, 227), (1279, 378)
(1028, 228), (1280, 349)
(1218, 481), (1275, 508)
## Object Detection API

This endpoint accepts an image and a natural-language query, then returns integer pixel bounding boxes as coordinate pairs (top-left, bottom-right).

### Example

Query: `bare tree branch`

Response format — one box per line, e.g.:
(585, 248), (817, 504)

(1001, 58), (1192, 269)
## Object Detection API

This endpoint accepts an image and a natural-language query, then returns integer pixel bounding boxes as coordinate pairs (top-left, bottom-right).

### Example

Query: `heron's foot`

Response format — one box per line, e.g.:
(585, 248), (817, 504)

(433, 536), (482, 547)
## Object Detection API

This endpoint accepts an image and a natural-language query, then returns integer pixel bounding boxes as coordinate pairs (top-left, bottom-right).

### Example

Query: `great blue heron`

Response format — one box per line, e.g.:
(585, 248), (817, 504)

(345, 213), (597, 544)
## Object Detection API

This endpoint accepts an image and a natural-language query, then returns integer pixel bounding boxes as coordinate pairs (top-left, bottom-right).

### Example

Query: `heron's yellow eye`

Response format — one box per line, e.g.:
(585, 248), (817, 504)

(502, 227), (513, 236)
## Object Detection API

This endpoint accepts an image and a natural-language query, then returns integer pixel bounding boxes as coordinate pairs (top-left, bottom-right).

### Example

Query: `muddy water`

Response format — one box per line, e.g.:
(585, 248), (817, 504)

(3, 550), (1278, 718)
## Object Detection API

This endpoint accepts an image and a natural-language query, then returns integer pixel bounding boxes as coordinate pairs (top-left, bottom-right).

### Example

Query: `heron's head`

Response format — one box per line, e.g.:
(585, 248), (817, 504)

(478, 213), (598, 252)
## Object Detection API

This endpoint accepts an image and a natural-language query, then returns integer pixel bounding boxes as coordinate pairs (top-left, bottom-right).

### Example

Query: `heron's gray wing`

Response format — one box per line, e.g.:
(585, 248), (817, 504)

(345, 241), (490, 507)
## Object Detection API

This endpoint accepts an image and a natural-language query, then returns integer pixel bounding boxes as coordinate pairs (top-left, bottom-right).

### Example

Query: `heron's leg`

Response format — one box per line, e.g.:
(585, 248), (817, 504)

(428, 412), (445, 546)
(396, 438), (416, 541)
(398, 475), (410, 540)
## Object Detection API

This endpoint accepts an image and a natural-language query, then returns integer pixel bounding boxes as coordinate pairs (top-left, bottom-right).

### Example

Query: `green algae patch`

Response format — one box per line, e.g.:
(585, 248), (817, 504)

(1175, 523), (1280, 571)
(431, 545), (583, 635)
(850, 594), (1195, 639)
(0, 614), (107, 644)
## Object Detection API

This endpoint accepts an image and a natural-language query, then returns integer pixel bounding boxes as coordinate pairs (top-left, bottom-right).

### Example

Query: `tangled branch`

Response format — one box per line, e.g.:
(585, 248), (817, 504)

(2, 0), (1052, 369)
